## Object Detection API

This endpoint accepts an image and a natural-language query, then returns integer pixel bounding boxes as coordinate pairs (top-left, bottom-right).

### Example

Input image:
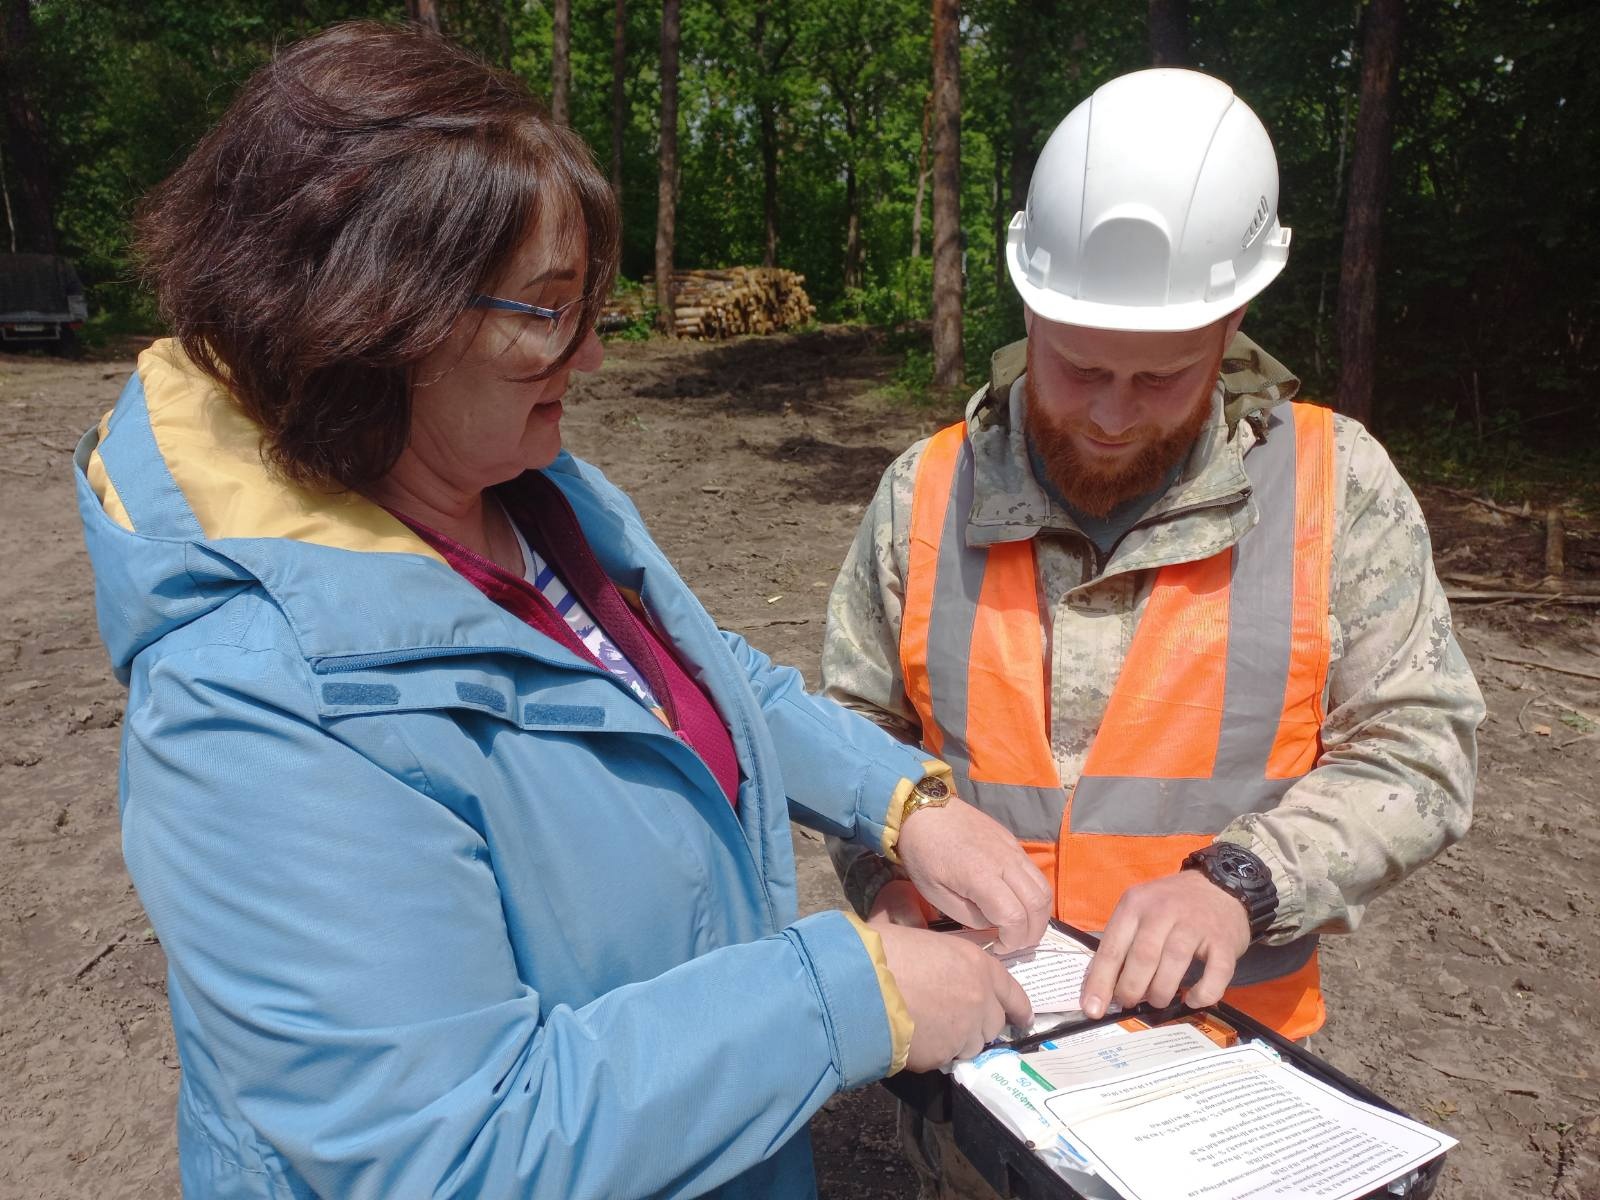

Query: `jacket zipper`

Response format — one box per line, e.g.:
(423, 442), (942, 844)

(311, 645), (537, 673)
(1083, 487), (1251, 578)
(312, 642), (725, 794)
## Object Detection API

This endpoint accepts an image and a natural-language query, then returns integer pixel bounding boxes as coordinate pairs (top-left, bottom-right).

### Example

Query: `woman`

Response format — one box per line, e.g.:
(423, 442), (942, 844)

(74, 23), (1049, 1199)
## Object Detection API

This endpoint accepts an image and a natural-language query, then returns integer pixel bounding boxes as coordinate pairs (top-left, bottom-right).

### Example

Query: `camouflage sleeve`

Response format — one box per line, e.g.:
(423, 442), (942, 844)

(1218, 417), (1485, 941)
(821, 443), (928, 916)
(820, 442), (925, 737)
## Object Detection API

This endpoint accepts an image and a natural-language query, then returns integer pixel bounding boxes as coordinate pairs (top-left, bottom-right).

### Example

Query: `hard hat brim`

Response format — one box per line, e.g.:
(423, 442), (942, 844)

(1005, 240), (1289, 333)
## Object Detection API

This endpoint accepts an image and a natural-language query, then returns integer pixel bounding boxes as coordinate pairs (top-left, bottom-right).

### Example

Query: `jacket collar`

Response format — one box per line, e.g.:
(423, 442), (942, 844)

(79, 339), (687, 673)
(961, 332), (1300, 577)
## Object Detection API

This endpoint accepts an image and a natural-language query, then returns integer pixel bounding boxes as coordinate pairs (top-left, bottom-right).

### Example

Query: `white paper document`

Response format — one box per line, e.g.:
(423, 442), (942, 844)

(1024, 1021), (1219, 1090)
(1042, 1043), (1456, 1200)
(996, 924), (1096, 1015)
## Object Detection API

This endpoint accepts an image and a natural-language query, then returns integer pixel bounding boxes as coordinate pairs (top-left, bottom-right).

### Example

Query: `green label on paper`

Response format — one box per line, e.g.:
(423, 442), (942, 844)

(1019, 1060), (1056, 1092)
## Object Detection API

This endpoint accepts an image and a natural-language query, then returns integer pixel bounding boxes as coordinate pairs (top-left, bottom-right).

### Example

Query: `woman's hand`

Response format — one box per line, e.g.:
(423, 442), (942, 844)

(893, 796), (1053, 953)
(875, 923), (1033, 1070)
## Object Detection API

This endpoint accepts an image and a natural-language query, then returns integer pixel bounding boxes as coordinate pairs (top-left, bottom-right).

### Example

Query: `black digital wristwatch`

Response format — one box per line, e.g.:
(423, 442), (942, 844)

(1181, 842), (1278, 941)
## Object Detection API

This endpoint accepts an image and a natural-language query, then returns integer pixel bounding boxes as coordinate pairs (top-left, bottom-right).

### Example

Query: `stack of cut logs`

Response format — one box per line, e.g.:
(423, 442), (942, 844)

(595, 268), (816, 340)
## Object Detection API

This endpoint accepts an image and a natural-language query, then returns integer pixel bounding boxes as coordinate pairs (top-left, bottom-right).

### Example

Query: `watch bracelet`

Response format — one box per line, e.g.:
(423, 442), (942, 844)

(1184, 843), (1278, 940)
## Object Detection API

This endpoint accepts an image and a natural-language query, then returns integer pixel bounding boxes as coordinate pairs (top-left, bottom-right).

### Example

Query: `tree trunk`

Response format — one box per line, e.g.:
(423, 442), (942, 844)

(992, 145), (1006, 292)
(1315, 0), (1363, 380)
(931, 0), (963, 388)
(1006, 0), (1051, 215)
(843, 158), (861, 290)
(551, 0), (571, 125)
(611, 0), (626, 199)
(1, 0), (56, 253)
(754, 3), (779, 268)
(760, 104), (780, 267)
(1335, 0), (1403, 426)
(910, 92), (931, 259)
(495, 2), (513, 69)
(1147, 0), (1189, 67)
(654, 0), (681, 334)
(406, 0), (442, 34)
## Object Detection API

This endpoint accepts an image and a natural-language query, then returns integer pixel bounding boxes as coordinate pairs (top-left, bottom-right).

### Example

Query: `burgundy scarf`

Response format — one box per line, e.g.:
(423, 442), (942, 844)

(390, 474), (742, 808)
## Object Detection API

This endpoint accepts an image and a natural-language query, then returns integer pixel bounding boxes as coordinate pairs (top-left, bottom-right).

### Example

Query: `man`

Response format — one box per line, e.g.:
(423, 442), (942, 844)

(823, 69), (1483, 1197)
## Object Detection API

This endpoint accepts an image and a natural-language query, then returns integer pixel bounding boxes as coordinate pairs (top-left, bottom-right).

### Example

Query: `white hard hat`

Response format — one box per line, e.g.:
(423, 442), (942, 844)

(1006, 69), (1291, 333)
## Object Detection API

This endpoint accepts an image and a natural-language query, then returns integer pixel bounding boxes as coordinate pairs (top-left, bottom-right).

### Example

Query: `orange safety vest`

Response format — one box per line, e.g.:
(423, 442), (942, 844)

(899, 401), (1334, 1040)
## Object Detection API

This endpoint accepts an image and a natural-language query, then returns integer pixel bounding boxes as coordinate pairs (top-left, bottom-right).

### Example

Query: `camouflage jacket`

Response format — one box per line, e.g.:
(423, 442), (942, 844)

(823, 333), (1484, 945)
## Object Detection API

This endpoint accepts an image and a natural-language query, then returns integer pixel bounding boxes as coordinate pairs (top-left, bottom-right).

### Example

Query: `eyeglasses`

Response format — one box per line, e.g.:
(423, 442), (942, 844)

(468, 293), (585, 348)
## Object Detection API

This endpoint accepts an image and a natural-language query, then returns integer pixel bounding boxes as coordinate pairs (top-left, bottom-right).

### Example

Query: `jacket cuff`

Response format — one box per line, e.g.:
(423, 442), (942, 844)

(842, 914), (914, 1075)
(787, 911), (908, 1087)
(878, 760), (954, 864)
(1215, 826), (1304, 941)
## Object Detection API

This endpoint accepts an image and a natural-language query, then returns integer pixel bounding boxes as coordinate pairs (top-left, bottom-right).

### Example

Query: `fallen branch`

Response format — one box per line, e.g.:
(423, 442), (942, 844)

(1555, 729), (1600, 753)
(1479, 930), (1516, 967)
(1405, 1048), (1541, 1096)
(1536, 694), (1600, 727)
(1516, 692), (1540, 734)
(1446, 589), (1600, 606)
(1431, 485), (1540, 522)
(1485, 652), (1600, 683)
(1546, 508), (1566, 578)
(1444, 571), (1600, 595)
(71, 931), (127, 980)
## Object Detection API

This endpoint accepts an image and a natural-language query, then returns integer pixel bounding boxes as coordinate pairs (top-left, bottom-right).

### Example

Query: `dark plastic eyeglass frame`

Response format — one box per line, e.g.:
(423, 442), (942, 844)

(468, 293), (581, 326)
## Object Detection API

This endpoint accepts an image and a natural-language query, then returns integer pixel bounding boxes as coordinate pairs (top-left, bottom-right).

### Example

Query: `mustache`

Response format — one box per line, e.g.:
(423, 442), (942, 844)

(1060, 418), (1154, 444)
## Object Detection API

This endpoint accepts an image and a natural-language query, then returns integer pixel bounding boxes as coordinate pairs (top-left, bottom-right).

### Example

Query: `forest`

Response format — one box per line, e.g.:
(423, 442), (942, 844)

(2, 0), (1596, 474)
(3, 7), (1600, 1197)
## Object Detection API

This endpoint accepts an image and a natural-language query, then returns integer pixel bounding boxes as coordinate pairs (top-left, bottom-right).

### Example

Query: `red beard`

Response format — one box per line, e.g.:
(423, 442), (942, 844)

(1023, 370), (1216, 519)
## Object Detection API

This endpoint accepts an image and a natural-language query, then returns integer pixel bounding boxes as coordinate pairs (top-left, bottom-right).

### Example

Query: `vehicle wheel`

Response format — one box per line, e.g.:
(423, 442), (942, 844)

(48, 327), (84, 360)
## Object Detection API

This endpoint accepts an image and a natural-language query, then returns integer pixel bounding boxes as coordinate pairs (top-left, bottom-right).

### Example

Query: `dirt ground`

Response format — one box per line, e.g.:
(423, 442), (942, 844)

(1, 331), (1596, 1200)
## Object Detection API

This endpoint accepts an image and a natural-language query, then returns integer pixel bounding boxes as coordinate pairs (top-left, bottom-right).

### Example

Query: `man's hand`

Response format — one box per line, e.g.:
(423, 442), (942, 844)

(876, 923), (1033, 1070)
(893, 796), (1052, 952)
(866, 878), (930, 930)
(1079, 871), (1251, 1019)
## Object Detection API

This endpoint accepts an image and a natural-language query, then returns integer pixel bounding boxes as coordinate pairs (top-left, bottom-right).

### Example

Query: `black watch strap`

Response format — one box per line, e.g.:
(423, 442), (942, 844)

(1181, 843), (1278, 940)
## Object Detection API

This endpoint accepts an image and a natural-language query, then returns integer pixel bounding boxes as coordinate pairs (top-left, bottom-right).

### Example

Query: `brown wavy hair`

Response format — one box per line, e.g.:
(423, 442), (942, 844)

(136, 21), (619, 492)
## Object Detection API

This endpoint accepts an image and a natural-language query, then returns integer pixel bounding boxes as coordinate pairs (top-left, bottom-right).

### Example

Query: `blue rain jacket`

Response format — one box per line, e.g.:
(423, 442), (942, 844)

(74, 342), (928, 1199)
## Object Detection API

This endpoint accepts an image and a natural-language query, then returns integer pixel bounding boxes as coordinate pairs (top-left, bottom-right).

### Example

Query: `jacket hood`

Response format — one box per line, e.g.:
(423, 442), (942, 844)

(74, 339), (537, 677)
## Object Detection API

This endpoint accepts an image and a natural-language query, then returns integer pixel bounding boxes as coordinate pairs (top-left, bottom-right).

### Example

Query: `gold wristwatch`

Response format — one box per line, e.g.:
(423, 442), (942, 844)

(897, 775), (952, 828)
(885, 774), (954, 864)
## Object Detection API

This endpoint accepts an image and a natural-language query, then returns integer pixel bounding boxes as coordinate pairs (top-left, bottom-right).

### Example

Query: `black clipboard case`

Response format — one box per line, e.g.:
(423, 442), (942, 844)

(885, 925), (1447, 1200)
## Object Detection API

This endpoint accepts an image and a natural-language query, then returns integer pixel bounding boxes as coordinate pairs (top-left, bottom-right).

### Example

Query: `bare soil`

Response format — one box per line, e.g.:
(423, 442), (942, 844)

(1, 331), (1595, 1199)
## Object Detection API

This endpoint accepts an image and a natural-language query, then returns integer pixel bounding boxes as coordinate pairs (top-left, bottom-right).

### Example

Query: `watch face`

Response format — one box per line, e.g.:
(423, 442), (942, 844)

(1229, 856), (1266, 886)
(916, 777), (951, 801)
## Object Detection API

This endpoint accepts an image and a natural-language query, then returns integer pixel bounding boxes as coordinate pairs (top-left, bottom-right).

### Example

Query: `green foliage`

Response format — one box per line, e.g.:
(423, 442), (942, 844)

(1384, 398), (1600, 517)
(883, 345), (936, 406)
(12, 0), (1596, 467)
(604, 316), (657, 342)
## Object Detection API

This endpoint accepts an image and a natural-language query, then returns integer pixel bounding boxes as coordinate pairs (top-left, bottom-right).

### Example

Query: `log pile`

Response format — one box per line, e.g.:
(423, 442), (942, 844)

(596, 268), (816, 339)
(596, 291), (648, 333)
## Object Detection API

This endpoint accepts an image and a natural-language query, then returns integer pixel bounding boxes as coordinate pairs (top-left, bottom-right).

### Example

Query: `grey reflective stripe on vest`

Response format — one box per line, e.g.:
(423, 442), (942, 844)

(923, 436), (1072, 840)
(1070, 403), (1302, 835)
(923, 437), (981, 787)
(956, 773), (1070, 841)
(1066, 775), (1293, 834)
